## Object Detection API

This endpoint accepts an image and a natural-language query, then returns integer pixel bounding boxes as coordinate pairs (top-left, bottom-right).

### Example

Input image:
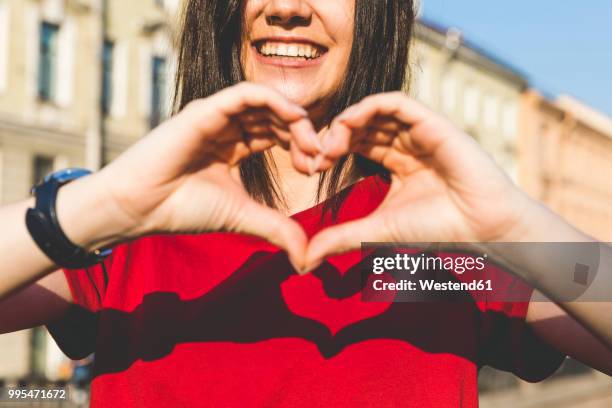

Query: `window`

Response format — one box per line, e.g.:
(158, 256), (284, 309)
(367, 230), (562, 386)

(501, 101), (518, 139)
(463, 85), (480, 126)
(102, 40), (114, 114)
(416, 56), (432, 104)
(441, 73), (457, 114)
(0, 1), (9, 93)
(38, 22), (59, 102)
(150, 56), (167, 128)
(110, 41), (128, 118)
(483, 94), (499, 130)
(32, 155), (54, 186)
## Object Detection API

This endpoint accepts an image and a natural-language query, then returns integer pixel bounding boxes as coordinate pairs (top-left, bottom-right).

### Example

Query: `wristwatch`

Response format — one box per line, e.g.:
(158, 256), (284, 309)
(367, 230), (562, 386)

(26, 168), (112, 269)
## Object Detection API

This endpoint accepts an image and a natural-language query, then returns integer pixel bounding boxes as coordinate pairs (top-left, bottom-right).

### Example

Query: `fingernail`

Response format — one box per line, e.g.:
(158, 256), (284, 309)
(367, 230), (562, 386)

(337, 108), (356, 123)
(289, 259), (305, 274)
(308, 131), (324, 153)
(294, 105), (308, 117)
(298, 265), (316, 276)
(299, 259), (322, 275)
(336, 112), (349, 122)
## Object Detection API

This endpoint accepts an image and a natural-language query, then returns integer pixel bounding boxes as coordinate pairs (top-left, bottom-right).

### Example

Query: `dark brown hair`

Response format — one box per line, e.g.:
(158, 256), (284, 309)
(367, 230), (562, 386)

(175, 0), (415, 216)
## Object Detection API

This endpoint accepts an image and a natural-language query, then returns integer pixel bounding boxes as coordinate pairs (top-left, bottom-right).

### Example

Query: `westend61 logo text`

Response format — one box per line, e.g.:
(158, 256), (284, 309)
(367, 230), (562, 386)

(371, 253), (488, 275)
(367, 252), (494, 295)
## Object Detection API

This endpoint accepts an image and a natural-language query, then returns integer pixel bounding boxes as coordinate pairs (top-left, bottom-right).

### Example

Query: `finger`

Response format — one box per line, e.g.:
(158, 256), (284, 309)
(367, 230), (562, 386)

(321, 121), (353, 158)
(239, 120), (319, 162)
(353, 142), (390, 164)
(220, 82), (309, 124)
(325, 115), (400, 154)
(239, 132), (320, 176)
(237, 100), (322, 156)
(304, 214), (389, 274)
(178, 83), (310, 153)
(360, 121), (429, 161)
(338, 93), (452, 155)
(333, 94), (483, 181)
(370, 116), (402, 132)
(236, 200), (308, 272)
(312, 155), (335, 172)
(364, 126), (396, 146)
(356, 141), (428, 176)
(268, 123), (293, 150)
(241, 131), (277, 153)
(240, 120), (273, 135)
(322, 120), (377, 159)
(238, 108), (273, 124)
(337, 93), (413, 128)
(288, 118), (324, 156)
(290, 141), (320, 175)
(229, 84), (323, 154)
(240, 109), (298, 147)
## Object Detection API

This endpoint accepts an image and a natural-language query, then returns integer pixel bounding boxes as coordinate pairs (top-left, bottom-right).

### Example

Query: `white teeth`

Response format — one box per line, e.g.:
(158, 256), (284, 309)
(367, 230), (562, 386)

(257, 41), (322, 59)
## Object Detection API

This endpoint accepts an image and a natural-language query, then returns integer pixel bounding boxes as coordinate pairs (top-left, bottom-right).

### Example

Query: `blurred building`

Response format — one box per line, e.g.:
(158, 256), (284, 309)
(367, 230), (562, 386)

(410, 19), (527, 179)
(0, 0), (178, 383)
(477, 57), (612, 408)
(519, 91), (612, 241)
(506, 91), (612, 403)
(411, 19), (612, 406)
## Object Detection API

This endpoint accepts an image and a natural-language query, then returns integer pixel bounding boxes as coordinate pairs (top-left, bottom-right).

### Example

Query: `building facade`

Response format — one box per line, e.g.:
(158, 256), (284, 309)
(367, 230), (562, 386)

(476, 86), (612, 408)
(0, 0), (178, 382)
(410, 20), (527, 179)
(519, 91), (612, 241)
(410, 20), (612, 405)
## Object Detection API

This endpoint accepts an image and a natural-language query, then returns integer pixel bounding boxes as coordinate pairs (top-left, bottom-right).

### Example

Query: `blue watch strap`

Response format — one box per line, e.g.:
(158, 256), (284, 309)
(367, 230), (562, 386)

(25, 168), (112, 269)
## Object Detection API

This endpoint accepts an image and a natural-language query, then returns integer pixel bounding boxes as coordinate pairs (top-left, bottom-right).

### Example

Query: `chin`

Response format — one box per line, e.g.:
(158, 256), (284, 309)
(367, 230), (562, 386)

(258, 78), (319, 107)
(272, 83), (316, 107)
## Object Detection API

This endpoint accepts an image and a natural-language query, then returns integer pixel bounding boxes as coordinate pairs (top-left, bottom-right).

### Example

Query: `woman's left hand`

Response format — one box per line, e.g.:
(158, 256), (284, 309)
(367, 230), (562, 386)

(305, 92), (539, 270)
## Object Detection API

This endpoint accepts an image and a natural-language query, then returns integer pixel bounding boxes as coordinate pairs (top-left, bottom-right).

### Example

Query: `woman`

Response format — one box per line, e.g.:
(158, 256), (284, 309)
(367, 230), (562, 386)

(1, 0), (611, 406)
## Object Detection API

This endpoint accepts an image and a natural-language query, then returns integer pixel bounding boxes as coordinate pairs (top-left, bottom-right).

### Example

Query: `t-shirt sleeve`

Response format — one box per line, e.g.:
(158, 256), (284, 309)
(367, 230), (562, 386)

(46, 257), (112, 360)
(478, 269), (566, 382)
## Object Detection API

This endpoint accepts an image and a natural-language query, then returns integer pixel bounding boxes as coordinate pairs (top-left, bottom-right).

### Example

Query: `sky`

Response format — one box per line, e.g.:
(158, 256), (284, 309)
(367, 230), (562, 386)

(420, 0), (612, 117)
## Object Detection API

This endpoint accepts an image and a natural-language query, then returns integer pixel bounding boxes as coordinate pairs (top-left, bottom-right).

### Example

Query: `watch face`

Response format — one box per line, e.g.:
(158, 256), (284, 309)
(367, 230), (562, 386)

(44, 168), (92, 184)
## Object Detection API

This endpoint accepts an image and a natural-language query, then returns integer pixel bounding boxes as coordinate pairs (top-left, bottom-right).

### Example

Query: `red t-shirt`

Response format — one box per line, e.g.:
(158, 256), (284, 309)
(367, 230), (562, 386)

(48, 175), (564, 407)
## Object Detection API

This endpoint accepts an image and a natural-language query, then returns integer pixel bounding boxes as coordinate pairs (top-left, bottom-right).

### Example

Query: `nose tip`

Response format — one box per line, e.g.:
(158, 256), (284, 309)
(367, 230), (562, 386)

(265, 0), (312, 27)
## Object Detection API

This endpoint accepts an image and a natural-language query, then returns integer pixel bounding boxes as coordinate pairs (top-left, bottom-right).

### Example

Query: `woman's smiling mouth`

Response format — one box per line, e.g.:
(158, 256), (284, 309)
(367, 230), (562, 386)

(252, 37), (328, 67)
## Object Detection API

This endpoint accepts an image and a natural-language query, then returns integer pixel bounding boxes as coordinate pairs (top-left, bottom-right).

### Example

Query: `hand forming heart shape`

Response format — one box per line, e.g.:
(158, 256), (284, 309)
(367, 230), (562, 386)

(92, 83), (532, 275)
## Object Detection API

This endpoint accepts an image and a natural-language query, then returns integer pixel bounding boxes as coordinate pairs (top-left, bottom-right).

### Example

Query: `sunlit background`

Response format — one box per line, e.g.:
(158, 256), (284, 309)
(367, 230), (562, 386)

(0, 0), (610, 406)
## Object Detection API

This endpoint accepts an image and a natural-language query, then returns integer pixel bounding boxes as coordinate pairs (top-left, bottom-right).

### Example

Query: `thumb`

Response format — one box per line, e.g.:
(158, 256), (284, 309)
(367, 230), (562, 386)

(304, 215), (388, 274)
(233, 201), (308, 272)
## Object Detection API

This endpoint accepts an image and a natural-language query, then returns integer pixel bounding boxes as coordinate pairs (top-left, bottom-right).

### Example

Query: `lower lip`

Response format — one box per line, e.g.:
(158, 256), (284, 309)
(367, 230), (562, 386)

(252, 46), (327, 68)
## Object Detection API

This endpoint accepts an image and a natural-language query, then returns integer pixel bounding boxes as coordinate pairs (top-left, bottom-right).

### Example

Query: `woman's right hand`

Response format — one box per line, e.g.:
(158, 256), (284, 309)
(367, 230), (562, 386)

(57, 83), (323, 269)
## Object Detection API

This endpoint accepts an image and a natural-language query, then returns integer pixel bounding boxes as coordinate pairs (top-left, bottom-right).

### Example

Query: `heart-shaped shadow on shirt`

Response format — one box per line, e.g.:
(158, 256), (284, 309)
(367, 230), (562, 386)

(49, 249), (516, 379)
(281, 260), (392, 335)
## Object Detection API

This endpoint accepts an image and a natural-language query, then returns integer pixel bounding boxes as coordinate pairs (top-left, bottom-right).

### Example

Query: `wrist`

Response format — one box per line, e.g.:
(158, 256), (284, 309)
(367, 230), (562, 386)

(55, 173), (141, 252)
(502, 191), (593, 243)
